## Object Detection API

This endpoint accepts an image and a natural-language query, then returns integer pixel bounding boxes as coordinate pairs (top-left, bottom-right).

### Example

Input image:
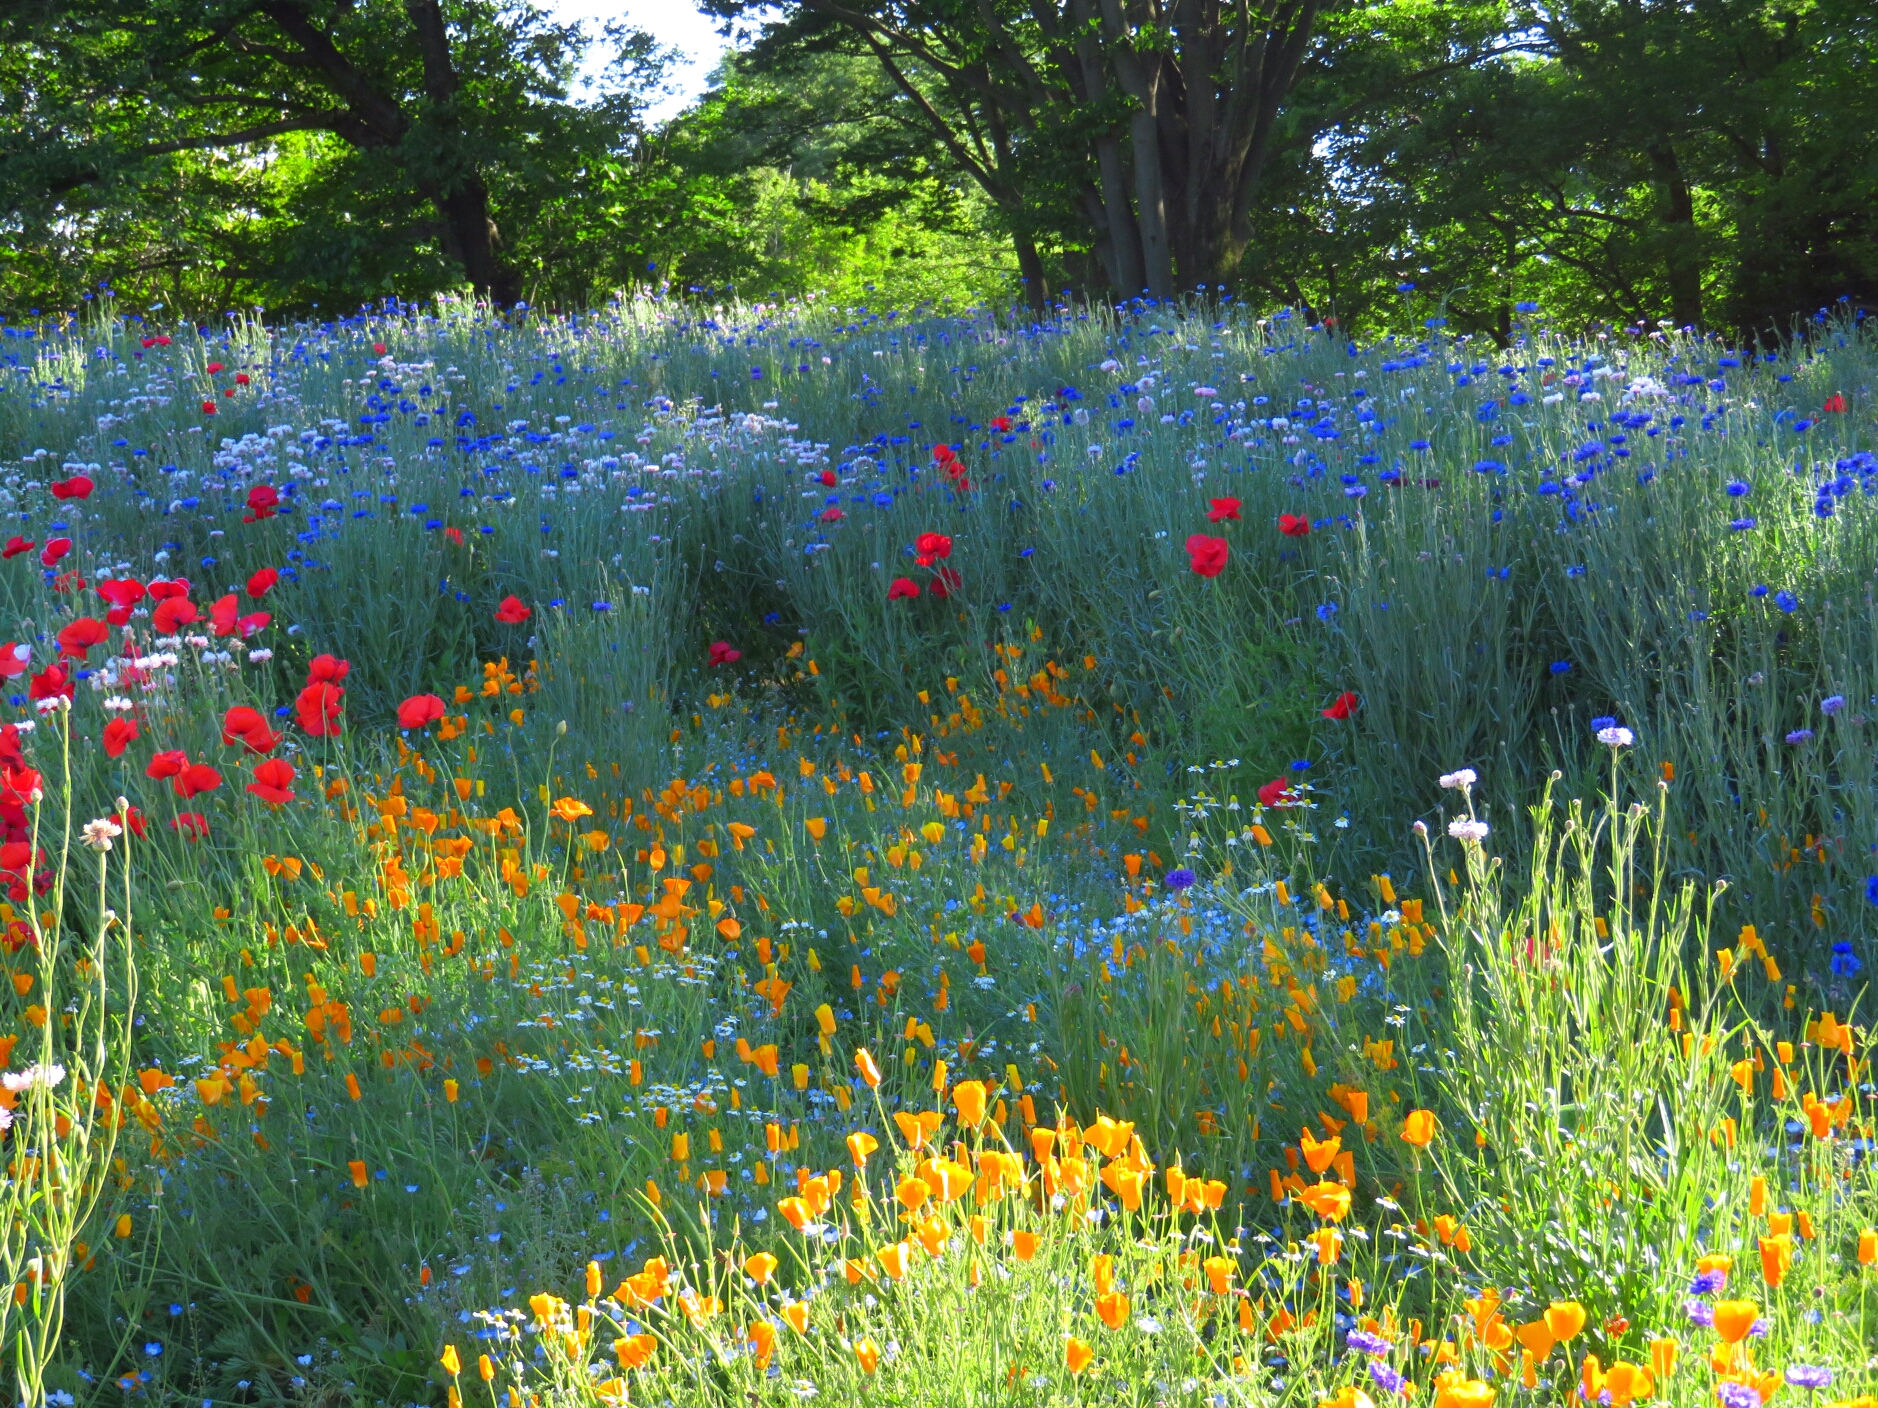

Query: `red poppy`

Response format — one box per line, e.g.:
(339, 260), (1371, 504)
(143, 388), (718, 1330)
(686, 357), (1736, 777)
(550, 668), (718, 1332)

(247, 758), (296, 805)
(991, 416), (1012, 432)
(1, 767), (41, 807)
(98, 578), (146, 625)
(1278, 514), (1312, 538)
(152, 597), (198, 634)
(209, 594), (239, 636)
(1185, 534), (1229, 578)
(175, 765), (222, 802)
(930, 566), (962, 599)
(243, 485), (279, 522)
(122, 805), (148, 838)
(888, 577), (921, 600)
(39, 538), (71, 568)
(707, 641), (742, 667)
(1, 538), (34, 560)
(205, 362), (225, 375)
(171, 812), (209, 840)
(27, 665), (70, 701)
(0, 645), (28, 680)
(1823, 393), (1848, 414)
(145, 750), (189, 781)
(1256, 777), (1296, 807)
(209, 594), (270, 639)
(933, 444), (957, 464)
(102, 717), (138, 759)
(494, 595), (531, 625)
(200, 401), (216, 415)
(1321, 691), (1359, 721)
(372, 343), (387, 355)
(818, 470), (836, 487)
(295, 682), (345, 736)
(396, 694), (447, 730)
(246, 567), (278, 598)
(56, 617), (108, 659)
(914, 532), (953, 566)
(234, 372), (250, 387)
(819, 507), (844, 523)
(443, 527), (463, 546)
(50, 476), (93, 501)
(306, 654), (349, 684)
(1207, 497), (1243, 523)
(220, 706), (280, 754)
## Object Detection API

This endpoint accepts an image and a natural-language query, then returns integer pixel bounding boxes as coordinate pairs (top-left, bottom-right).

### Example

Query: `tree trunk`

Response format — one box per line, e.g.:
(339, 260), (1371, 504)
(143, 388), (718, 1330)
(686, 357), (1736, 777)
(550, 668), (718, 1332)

(405, 0), (521, 305)
(1647, 142), (1703, 328)
(1014, 232), (1049, 310)
(1069, 0), (1146, 294)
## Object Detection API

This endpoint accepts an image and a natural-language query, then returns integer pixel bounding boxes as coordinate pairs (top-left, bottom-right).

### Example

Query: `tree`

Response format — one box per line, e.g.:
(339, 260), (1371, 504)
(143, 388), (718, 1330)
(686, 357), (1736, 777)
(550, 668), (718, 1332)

(0, 0), (665, 306)
(700, 0), (1508, 303)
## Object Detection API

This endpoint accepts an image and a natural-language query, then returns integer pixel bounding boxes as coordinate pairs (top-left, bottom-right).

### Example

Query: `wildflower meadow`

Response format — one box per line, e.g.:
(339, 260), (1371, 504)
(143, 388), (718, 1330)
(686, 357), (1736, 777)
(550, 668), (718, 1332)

(0, 292), (1869, 1408)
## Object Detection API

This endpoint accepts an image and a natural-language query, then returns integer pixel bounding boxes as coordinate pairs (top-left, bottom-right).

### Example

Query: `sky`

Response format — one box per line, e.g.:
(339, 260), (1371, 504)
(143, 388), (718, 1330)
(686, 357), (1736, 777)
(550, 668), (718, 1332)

(548, 0), (743, 121)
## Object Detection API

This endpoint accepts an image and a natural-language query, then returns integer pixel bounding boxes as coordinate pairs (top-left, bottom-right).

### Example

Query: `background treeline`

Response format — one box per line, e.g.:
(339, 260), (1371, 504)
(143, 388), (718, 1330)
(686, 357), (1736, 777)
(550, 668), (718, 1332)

(2, 0), (1874, 335)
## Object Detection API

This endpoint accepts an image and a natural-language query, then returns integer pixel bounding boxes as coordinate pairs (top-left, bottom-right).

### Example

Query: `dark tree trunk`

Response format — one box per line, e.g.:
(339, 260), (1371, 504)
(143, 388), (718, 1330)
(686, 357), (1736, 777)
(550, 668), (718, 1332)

(1648, 141), (1703, 328)
(405, 0), (521, 305)
(1014, 232), (1049, 309)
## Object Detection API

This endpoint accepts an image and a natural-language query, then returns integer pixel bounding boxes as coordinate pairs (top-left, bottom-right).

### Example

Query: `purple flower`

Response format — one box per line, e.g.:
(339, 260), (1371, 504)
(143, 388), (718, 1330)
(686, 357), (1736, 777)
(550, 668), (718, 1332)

(1785, 1366), (1833, 1391)
(1821, 695), (1845, 716)
(1688, 1270), (1726, 1296)
(1347, 1330), (1392, 1357)
(1786, 729), (1815, 744)
(1369, 1361), (1407, 1395)
(1164, 868), (1196, 891)
(1685, 1298), (1715, 1329)
(1718, 1384), (1763, 1408)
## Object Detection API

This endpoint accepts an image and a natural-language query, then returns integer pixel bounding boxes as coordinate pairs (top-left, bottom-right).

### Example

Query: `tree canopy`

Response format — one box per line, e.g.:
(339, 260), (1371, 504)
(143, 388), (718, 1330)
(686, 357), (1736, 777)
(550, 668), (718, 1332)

(0, 0), (1870, 334)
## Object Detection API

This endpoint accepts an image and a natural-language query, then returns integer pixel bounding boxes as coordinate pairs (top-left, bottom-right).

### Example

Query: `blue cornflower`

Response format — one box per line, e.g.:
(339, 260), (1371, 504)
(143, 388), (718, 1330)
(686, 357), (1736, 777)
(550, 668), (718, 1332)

(1786, 729), (1814, 744)
(1685, 1298), (1715, 1329)
(1775, 590), (1798, 613)
(1347, 1330), (1391, 1356)
(1550, 660), (1572, 675)
(1317, 602), (1339, 622)
(1726, 480), (1750, 497)
(1822, 695), (1845, 715)
(1865, 875), (1878, 907)
(1830, 941), (1861, 977)
(1728, 518), (1756, 531)
(1688, 1270), (1726, 1296)
(1369, 1363), (1407, 1396)
(1750, 584), (1769, 597)
(1785, 1367), (1833, 1391)
(1718, 1384), (1761, 1408)
(1590, 715), (1617, 731)
(1515, 301), (1540, 313)
(1164, 868), (1196, 891)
